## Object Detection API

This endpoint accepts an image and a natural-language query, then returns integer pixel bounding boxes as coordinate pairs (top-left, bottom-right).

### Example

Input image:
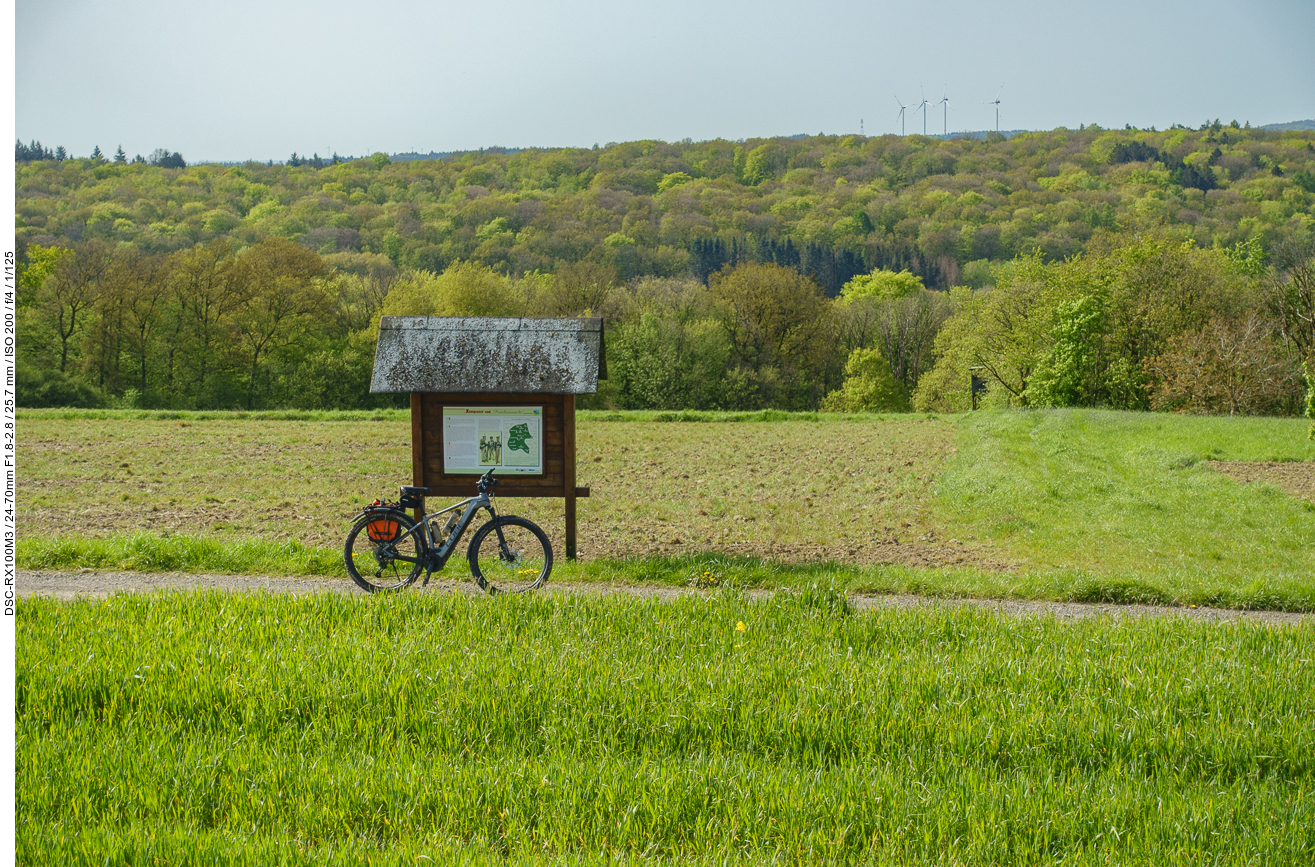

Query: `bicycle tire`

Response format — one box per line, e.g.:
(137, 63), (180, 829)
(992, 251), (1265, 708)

(467, 515), (552, 595)
(344, 509), (425, 593)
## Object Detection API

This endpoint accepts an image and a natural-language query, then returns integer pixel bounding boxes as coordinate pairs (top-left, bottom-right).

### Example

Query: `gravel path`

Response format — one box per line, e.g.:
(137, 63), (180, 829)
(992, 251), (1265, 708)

(17, 569), (1310, 627)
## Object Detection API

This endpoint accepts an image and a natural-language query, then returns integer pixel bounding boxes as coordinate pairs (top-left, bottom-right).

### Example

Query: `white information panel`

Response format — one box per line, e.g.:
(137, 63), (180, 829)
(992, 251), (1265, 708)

(442, 406), (544, 475)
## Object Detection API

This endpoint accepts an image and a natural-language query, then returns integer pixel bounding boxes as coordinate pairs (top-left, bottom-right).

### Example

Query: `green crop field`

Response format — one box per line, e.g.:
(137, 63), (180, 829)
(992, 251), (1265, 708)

(16, 407), (1315, 609)
(17, 590), (1315, 865)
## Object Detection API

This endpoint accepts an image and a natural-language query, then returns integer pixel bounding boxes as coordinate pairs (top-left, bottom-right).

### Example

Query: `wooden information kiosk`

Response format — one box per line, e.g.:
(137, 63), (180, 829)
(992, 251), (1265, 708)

(370, 316), (604, 559)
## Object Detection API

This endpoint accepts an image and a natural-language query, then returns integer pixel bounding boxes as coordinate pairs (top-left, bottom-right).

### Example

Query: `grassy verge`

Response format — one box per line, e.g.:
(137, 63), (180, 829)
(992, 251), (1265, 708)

(18, 591), (1314, 865)
(16, 532), (344, 577)
(19, 534), (1315, 611)
(13, 533), (995, 596)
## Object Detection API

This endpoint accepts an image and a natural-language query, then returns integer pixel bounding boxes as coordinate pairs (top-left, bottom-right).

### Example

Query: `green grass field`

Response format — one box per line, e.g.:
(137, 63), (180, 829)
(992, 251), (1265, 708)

(936, 410), (1315, 609)
(17, 590), (1314, 865)
(17, 407), (1315, 609)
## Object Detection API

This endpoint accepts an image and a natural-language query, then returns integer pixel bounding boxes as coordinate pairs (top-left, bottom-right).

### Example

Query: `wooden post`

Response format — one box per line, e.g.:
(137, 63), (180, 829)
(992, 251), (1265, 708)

(410, 393), (426, 520)
(563, 394), (577, 560)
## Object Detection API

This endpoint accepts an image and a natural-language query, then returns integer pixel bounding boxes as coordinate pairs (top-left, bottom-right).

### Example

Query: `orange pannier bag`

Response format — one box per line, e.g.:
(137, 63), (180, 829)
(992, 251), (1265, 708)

(366, 514), (400, 543)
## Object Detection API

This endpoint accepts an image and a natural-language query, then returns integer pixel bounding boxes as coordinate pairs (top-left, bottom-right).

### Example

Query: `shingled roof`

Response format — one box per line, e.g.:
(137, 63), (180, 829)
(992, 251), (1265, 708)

(369, 316), (605, 394)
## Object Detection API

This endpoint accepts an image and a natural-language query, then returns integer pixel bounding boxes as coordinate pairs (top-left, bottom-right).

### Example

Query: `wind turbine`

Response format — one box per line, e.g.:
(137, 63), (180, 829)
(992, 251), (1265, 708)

(936, 88), (949, 136)
(915, 87), (931, 136)
(984, 85), (1003, 132)
(894, 95), (913, 136)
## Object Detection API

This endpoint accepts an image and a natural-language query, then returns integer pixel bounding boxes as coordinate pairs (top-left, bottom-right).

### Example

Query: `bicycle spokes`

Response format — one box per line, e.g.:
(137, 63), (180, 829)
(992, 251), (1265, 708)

(469, 517), (551, 594)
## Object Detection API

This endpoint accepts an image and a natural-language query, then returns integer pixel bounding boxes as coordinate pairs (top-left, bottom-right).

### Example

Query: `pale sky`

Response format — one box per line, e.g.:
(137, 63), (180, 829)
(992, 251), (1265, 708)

(15, 0), (1315, 162)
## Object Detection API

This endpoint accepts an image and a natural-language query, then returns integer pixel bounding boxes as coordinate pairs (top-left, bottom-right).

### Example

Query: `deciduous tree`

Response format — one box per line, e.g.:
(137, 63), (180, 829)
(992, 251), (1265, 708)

(1146, 314), (1300, 416)
(168, 240), (248, 397)
(708, 262), (830, 374)
(1269, 236), (1315, 363)
(40, 241), (110, 373)
(821, 347), (903, 412)
(235, 238), (330, 408)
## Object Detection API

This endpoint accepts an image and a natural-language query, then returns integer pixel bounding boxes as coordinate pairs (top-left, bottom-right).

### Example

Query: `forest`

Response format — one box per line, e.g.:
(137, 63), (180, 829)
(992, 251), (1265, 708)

(14, 123), (1315, 414)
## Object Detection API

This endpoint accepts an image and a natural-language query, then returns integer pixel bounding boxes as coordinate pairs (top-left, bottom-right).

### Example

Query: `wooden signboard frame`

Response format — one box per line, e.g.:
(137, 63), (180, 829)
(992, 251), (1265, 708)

(410, 391), (590, 559)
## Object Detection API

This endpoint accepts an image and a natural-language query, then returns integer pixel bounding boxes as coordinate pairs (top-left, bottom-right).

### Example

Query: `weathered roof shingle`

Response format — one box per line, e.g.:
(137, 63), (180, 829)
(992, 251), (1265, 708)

(369, 316), (605, 394)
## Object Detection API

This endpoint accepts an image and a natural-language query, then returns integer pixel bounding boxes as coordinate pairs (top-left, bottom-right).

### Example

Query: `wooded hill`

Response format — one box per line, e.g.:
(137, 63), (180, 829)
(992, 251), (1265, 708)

(16, 123), (1315, 295)
(13, 124), (1315, 416)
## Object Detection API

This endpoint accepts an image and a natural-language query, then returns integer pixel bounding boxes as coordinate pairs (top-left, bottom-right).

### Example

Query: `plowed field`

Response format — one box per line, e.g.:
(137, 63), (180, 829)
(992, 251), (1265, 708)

(18, 416), (1007, 569)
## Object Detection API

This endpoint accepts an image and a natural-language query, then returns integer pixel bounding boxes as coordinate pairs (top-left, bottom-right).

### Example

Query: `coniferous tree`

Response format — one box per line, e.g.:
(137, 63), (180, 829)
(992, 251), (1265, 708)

(15, 139), (55, 161)
(147, 148), (185, 168)
(114, 145), (127, 164)
(1110, 140), (1160, 163)
(54, 146), (67, 161)
(1178, 162), (1216, 192)
(90, 145), (103, 162)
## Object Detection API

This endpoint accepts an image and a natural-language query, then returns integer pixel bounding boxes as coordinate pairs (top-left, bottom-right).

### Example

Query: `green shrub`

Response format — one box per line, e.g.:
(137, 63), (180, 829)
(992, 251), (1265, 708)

(16, 361), (107, 408)
(821, 347), (905, 412)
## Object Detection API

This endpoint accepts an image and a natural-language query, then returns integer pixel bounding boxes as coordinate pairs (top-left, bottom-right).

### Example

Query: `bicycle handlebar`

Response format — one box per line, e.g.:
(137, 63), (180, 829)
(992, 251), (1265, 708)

(476, 468), (498, 493)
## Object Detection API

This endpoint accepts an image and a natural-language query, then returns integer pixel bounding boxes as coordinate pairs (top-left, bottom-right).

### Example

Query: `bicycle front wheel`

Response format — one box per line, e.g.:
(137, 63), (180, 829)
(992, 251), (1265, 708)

(344, 509), (424, 593)
(467, 516), (552, 595)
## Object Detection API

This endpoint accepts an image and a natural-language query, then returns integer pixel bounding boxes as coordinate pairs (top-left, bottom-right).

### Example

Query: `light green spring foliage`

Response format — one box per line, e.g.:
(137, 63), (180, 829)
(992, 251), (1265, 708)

(914, 235), (1264, 412)
(821, 347), (905, 412)
(913, 257), (1053, 411)
(381, 260), (541, 318)
(16, 243), (66, 304)
(17, 128), (1315, 291)
(838, 268), (924, 302)
(1025, 293), (1139, 409)
(1024, 294), (1107, 407)
(17, 591), (1315, 864)
(1223, 235), (1269, 277)
(741, 142), (785, 185)
(657, 171), (693, 192)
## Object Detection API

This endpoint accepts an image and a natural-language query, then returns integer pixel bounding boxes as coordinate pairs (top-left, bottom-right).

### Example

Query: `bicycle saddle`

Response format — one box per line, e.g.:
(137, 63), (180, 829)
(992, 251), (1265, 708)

(399, 485), (431, 496)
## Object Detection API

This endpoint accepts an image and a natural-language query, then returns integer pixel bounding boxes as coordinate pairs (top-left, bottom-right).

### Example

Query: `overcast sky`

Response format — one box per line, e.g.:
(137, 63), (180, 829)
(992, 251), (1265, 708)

(15, 0), (1315, 162)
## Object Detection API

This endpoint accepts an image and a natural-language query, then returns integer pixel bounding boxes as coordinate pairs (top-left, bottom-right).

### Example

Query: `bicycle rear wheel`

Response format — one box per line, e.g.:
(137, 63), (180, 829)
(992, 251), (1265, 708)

(344, 509), (424, 593)
(467, 516), (552, 595)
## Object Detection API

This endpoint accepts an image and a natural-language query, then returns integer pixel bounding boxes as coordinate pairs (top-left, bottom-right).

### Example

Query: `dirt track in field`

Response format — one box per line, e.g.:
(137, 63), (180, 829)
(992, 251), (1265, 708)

(1209, 460), (1315, 503)
(17, 569), (1309, 627)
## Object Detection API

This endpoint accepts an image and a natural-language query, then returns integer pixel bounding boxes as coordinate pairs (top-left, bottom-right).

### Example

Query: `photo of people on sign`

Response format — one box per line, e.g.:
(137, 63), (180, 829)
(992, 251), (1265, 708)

(443, 407), (543, 475)
(479, 432), (503, 466)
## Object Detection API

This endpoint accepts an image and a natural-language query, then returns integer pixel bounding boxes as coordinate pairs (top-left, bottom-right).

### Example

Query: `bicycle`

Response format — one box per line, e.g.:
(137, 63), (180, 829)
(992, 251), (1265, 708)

(344, 468), (552, 595)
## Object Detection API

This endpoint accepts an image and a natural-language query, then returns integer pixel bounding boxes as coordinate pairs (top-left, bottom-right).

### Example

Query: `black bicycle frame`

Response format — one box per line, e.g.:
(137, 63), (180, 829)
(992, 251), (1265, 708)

(380, 490), (500, 575)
